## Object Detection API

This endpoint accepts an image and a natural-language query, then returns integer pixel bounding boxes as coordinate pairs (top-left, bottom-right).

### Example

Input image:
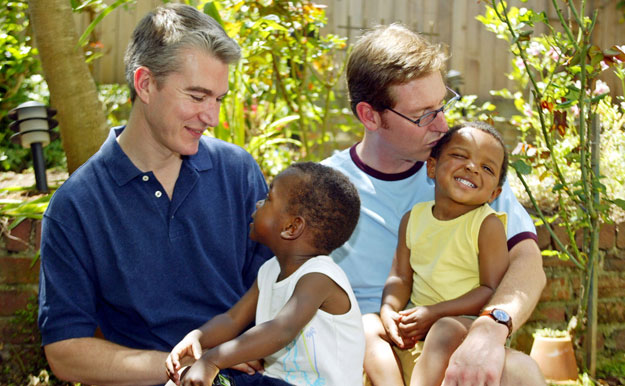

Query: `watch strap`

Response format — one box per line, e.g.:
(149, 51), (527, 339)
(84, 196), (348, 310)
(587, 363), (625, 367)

(479, 308), (513, 337)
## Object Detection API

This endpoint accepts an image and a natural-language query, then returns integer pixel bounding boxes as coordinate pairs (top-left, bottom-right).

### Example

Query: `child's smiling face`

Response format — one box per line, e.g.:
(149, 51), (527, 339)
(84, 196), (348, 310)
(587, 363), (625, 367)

(427, 126), (504, 210)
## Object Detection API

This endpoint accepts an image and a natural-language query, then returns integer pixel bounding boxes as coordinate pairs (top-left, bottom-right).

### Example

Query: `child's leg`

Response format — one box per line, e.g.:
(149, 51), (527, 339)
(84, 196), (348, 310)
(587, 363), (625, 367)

(501, 349), (547, 386)
(409, 316), (472, 386)
(362, 313), (404, 386)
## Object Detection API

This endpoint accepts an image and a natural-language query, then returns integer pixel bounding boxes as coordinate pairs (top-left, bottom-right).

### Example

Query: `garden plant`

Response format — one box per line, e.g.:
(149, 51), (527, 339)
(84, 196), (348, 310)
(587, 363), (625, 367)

(478, 0), (625, 378)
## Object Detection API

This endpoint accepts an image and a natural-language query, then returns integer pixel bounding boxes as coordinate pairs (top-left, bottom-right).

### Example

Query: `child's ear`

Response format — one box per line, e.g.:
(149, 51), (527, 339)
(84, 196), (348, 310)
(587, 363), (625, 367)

(280, 216), (305, 240)
(426, 156), (437, 179)
(488, 186), (503, 203)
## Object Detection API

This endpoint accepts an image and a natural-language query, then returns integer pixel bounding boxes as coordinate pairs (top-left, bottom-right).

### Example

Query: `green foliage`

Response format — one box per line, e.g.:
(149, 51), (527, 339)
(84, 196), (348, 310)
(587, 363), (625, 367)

(478, 0), (625, 374)
(533, 327), (570, 338)
(211, 0), (358, 178)
(597, 354), (625, 383)
(0, 0), (64, 172)
(98, 83), (131, 128)
(0, 297), (73, 386)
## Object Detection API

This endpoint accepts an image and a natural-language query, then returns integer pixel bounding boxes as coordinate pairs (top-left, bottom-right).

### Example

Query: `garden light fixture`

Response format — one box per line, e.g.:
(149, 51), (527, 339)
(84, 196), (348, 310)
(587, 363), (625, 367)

(9, 101), (59, 193)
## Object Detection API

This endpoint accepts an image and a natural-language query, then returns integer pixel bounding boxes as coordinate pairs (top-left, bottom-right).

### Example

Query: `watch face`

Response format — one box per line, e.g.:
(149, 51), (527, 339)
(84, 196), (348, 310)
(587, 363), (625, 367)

(492, 309), (510, 323)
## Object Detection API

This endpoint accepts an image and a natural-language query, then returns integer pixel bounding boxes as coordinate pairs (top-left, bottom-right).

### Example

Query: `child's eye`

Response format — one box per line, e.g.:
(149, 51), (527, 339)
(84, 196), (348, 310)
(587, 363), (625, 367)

(483, 165), (494, 174)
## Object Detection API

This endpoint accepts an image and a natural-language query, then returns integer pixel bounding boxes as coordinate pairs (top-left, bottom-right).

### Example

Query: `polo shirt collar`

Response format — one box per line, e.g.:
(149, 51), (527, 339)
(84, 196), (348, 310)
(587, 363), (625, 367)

(102, 126), (214, 186)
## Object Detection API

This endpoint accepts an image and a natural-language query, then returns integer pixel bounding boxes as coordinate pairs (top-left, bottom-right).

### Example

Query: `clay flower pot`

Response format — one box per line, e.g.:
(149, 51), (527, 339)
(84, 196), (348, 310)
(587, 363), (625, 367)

(530, 332), (579, 382)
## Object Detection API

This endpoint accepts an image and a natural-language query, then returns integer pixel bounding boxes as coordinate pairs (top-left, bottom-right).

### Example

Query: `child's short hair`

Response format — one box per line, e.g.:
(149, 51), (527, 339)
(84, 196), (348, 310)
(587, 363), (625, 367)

(284, 162), (360, 254)
(429, 121), (509, 186)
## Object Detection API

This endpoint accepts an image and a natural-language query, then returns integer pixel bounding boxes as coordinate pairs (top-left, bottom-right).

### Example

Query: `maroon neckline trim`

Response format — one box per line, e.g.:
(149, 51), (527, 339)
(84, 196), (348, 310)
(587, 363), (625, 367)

(349, 143), (424, 181)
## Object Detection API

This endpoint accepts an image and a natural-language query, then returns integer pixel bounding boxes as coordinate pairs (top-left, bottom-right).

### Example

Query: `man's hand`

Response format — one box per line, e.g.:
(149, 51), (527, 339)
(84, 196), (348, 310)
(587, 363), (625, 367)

(397, 305), (438, 342)
(442, 317), (508, 386)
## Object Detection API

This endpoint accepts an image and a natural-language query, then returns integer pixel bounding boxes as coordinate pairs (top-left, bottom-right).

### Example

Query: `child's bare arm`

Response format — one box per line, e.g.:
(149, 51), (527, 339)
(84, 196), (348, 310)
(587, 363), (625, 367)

(165, 280), (259, 382)
(398, 214), (509, 338)
(380, 212), (413, 347)
(197, 272), (343, 372)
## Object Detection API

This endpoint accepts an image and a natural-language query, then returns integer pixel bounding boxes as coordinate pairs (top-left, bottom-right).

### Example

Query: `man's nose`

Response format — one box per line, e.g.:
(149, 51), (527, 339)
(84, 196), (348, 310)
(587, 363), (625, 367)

(429, 112), (449, 133)
(198, 101), (220, 127)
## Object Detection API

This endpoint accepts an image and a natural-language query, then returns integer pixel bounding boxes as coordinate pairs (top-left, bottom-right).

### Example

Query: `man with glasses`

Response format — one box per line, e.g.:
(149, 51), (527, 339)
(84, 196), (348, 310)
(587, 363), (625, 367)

(322, 24), (546, 385)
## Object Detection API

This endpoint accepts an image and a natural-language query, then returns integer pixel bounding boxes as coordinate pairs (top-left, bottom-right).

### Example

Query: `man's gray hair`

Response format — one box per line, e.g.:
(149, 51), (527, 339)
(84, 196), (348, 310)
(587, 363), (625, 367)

(124, 3), (241, 102)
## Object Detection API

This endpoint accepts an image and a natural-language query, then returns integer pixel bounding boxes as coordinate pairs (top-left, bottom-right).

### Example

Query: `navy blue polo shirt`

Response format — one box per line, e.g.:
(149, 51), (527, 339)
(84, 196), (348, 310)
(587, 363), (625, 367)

(38, 127), (272, 351)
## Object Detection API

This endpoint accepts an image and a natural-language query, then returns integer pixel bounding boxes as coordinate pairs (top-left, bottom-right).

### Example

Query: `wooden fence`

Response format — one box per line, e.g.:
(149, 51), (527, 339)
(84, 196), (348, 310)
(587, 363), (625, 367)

(77, 0), (625, 100)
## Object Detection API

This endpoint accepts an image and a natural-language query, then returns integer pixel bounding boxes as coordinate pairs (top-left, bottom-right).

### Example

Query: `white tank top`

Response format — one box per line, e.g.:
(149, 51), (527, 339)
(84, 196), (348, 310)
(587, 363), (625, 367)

(256, 255), (365, 386)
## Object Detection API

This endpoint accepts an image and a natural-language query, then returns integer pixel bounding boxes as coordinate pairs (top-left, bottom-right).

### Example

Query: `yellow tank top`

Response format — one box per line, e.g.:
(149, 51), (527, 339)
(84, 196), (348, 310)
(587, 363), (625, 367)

(406, 201), (507, 307)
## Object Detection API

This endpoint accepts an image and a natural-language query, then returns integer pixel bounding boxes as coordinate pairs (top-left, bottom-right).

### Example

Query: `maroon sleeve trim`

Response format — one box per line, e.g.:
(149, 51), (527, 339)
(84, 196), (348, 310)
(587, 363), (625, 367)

(507, 231), (538, 251)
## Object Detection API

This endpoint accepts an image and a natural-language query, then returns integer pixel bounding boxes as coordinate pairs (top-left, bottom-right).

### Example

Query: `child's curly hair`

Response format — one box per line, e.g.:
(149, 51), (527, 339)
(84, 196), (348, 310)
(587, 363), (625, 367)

(284, 162), (360, 254)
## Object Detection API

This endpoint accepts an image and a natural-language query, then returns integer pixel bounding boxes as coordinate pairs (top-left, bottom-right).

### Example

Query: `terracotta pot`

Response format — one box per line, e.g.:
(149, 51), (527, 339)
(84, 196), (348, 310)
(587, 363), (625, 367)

(529, 335), (579, 382)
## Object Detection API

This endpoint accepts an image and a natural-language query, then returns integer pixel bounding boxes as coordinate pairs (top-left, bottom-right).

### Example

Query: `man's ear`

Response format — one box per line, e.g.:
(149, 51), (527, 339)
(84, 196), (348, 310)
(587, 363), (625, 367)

(133, 66), (154, 104)
(280, 216), (305, 240)
(355, 101), (382, 132)
(426, 156), (437, 179)
(488, 186), (503, 203)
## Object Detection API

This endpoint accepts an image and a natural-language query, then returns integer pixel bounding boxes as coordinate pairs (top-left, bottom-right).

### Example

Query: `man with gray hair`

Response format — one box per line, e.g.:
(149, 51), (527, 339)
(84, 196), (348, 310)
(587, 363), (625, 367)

(322, 23), (546, 386)
(38, 4), (287, 385)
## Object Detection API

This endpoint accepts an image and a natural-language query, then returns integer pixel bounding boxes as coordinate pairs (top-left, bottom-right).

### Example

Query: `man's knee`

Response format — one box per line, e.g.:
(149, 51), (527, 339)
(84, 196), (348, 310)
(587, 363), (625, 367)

(501, 349), (547, 386)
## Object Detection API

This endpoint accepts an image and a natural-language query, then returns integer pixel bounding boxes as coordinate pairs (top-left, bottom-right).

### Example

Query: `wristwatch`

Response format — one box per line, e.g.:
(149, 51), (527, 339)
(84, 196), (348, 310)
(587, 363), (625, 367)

(479, 308), (513, 337)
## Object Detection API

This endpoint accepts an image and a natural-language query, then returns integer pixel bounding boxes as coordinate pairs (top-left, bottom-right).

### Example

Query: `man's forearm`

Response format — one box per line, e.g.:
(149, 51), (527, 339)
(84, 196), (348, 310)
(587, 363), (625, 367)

(44, 337), (169, 386)
(485, 238), (545, 331)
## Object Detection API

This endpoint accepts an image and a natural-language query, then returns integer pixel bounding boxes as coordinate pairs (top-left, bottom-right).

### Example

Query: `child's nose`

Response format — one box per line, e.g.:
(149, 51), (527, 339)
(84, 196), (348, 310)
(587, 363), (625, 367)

(465, 161), (477, 173)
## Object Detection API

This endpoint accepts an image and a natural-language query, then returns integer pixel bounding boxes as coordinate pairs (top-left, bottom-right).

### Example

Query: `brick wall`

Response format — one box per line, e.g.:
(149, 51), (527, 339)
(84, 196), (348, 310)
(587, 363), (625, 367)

(0, 219), (40, 346)
(2, 219), (625, 364)
(512, 222), (625, 365)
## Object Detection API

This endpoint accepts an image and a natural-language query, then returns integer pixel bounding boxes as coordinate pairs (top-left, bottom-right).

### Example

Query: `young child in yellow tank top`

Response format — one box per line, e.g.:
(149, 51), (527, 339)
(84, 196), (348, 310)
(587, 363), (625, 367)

(367, 121), (511, 386)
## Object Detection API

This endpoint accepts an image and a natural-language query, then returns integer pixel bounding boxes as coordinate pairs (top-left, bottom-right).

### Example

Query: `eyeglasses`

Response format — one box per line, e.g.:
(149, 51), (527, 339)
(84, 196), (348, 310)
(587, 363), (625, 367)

(385, 86), (461, 127)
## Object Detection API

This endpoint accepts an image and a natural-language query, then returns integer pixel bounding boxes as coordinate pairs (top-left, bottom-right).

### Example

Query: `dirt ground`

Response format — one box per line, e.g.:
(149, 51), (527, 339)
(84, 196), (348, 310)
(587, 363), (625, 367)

(0, 169), (68, 199)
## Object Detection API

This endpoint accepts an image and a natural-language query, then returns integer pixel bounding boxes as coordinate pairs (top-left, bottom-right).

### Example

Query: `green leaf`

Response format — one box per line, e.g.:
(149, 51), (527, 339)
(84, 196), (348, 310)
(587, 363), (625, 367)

(613, 199), (625, 210)
(204, 2), (224, 27)
(78, 0), (134, 47)
(590, 92), (608, 103)
(511, 160), (532, 175)
(541, 249), (560, 257)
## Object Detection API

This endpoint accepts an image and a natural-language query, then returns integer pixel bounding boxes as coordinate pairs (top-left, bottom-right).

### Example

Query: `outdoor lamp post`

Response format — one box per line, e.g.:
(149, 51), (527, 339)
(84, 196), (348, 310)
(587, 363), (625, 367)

(9, 101), (59, 193)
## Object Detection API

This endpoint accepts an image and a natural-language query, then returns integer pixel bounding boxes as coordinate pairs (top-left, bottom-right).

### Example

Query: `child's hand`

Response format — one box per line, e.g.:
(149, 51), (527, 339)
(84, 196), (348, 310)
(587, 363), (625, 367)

(166, 329), (203, 384)
(380, 306), (407, 348)
(180, 358), (220, 386)
(398, 305), (438, 341)
(230, 359), (264, 375)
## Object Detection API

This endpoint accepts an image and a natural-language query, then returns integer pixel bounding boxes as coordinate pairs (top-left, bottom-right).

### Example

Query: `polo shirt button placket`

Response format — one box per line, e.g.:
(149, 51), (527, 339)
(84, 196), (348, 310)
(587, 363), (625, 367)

(155, 191), (162, 198)
(142, 175), (149, 182)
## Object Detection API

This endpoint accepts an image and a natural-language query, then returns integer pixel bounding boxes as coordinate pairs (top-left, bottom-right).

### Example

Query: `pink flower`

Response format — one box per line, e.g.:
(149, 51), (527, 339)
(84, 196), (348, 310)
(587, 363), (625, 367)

(523, 103), (533, 117)
(515, 57), (526, 70)
(547, 46), (561, 61)
(527, 41), (543, 56)
(593, 80), (609, 95)
(600, 61), (609, 71)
